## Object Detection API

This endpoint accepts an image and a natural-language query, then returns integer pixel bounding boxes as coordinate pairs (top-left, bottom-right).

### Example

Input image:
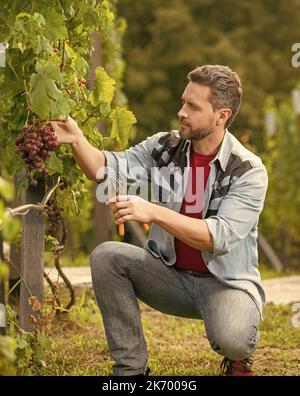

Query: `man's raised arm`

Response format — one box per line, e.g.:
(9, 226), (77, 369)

(50, 116), (105, 181)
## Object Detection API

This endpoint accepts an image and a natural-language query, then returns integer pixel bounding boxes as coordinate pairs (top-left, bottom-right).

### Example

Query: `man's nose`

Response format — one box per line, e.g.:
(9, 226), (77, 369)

(178, 105), (187, 119)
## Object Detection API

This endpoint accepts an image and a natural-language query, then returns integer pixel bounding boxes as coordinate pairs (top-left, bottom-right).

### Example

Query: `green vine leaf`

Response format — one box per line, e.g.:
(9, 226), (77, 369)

(44, 62), (61, 82)
(88, 66), (116, 107)
(45, 152), (63, 175)
(29, 61), (70, 118)
(110, 107), (137, 148)
(44, 235), (59, 251)
(10, 12), (50, 55)
(44, 9), (68, 41)
(1, 213), (20, 242)
(0, 176), (15, 201)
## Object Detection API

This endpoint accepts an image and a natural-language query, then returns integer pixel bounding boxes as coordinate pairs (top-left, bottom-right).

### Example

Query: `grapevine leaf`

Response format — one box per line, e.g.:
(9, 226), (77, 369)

(29, 62), (69, 118)
(99, 102), (111, 117)
(16, 337), (28, 350)
(45, 152), (63, 175)
(98, 0), (115, 34)
(45, 62), (61, 82)
(10, 12), (48, 54)
(61, 156), (80, 180)
(35, 36), (53, 55)
(32, 343), (44, 363)
(76, 3), (92, 20)
(75, 57), (89, 76)
(2, 214), (20, 242)
(64, 42), (77, 70)
(29, 73), (52, 118)
(110, 107), (137, 148)
(49, 94), (71, 119)
(64, 43), (88, 76)
(84, 10), (99, 26)
(44, 9), (68, 41)
(36, 331), (48, 347)
(44, 235), (59, 251)
(0, 176), (15, 201)
(88, 67), (115, 106)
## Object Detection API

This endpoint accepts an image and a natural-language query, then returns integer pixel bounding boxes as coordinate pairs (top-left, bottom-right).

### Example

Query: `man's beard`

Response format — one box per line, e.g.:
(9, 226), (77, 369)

(179, 124), (214, 141)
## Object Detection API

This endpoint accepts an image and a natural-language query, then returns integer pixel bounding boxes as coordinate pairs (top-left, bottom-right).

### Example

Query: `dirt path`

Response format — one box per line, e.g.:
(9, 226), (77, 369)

(263, 275), (300, 304)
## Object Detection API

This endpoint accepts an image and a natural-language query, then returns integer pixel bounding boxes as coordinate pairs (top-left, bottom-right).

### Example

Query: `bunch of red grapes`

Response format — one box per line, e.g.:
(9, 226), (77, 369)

(15, 120), (60, 186)
(45, 198), (63, 236)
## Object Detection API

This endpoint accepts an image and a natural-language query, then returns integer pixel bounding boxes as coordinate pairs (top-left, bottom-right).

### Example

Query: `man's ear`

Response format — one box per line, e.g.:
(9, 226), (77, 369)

(218, 109), (232, 125)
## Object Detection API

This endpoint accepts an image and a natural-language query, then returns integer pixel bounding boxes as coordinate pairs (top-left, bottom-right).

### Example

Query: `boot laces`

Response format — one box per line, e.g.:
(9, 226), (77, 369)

(220, 357), (253, 375)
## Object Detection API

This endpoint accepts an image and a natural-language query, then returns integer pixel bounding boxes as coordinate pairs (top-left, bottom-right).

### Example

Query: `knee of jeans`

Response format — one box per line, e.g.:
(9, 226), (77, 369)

(209, 325), (260, 361)
(90, 241), (120, 275)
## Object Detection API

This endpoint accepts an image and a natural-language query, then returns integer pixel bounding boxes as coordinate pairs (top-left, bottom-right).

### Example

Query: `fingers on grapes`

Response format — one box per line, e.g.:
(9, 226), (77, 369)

(51, 117), (67, 122)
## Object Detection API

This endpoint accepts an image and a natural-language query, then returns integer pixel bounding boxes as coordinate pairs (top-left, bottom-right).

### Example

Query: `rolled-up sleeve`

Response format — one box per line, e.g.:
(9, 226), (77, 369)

(204, 165), (268, 256)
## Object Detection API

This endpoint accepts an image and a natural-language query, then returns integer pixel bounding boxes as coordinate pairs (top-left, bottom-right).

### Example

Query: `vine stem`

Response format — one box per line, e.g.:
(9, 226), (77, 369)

(51, 209), (75, 312)
(23, 77), (31, 111)
(6, 177), (61, 217)
(25, 108), (31, 126)
(44, 271), (61, 308)
(82, 108), (98, 126)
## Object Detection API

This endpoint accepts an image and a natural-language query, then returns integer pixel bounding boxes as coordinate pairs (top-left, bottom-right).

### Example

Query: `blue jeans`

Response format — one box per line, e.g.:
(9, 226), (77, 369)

(90, 241), (261, 376)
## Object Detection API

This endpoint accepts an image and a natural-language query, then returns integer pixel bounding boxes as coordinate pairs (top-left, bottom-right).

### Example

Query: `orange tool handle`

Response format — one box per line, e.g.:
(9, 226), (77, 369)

(118, 223), (125, 237)
(143, 223), (150, 232)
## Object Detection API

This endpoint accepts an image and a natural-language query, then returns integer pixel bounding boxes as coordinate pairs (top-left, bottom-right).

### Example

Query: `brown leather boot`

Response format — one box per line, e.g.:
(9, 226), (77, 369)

(220, 357), (254, 376)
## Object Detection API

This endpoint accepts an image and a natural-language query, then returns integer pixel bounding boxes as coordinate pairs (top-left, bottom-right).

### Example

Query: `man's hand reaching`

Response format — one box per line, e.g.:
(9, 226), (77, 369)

(50, 116), (83, 145)
(48, 115), (105, 181)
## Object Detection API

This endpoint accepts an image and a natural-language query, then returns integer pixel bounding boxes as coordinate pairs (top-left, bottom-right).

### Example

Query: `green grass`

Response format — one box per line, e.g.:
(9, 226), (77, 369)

(30, 286), (300, 376)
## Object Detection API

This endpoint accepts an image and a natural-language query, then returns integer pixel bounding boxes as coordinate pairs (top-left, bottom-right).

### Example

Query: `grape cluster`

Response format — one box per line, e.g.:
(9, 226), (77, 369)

(45, 199), (63, 236)
(15, 120), (60, 185)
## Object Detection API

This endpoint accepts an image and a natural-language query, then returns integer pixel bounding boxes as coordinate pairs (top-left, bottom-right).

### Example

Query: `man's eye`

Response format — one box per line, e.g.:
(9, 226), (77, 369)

(181, 101), (198, 110)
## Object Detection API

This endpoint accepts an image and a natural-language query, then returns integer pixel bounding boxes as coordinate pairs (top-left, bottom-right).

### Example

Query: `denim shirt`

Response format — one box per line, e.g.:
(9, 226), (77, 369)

(101, 129), (268, 319)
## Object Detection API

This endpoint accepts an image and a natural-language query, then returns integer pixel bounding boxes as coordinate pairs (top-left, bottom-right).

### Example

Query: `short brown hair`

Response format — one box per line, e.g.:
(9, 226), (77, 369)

(187, 65), (242, 128)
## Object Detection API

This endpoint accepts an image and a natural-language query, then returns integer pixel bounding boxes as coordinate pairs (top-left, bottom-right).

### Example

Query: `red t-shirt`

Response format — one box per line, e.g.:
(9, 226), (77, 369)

(174, 148), (215, 272)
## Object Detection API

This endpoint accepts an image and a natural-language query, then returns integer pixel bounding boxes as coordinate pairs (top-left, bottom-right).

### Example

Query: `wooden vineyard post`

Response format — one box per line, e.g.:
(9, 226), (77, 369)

(19, 181), (45, 331)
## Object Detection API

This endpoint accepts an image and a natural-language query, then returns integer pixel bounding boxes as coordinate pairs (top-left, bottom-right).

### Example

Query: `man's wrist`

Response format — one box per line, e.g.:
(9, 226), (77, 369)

(150, 202), (162, 224)
(70, 129), (84, 148)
